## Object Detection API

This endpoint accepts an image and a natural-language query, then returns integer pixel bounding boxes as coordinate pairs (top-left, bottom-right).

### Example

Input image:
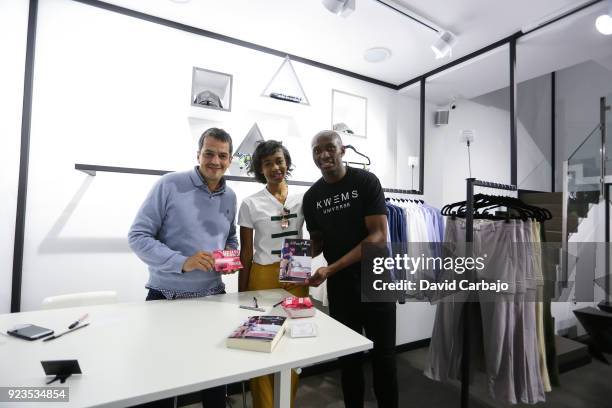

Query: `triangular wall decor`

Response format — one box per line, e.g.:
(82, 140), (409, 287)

(229, 123), (265, 175)
(261, 56), (310, 106)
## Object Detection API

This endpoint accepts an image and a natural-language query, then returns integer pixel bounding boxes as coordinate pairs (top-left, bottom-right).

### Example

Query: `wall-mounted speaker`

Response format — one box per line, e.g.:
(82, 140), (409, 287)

(434, 110), (449, 126)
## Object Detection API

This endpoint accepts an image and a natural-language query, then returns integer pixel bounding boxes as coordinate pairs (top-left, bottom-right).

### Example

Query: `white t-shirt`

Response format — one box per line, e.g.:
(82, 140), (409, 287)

(238, 187), (304, 265)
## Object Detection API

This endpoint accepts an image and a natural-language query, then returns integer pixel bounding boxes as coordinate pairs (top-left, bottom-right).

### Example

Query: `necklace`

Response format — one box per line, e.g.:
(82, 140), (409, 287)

(267, 184), (288, 204)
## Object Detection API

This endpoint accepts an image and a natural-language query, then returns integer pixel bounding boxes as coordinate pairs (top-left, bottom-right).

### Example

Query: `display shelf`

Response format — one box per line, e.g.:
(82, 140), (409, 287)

(228, 123), (264, 176)
(75, 163), (421, 194)
(261, 56), (310, 106)
(74, 163), (312, 186)
(191, 66), (233, 112)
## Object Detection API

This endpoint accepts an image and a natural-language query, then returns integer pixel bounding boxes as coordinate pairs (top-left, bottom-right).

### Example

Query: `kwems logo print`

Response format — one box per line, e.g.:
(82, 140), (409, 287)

(316, 190), (359, 214)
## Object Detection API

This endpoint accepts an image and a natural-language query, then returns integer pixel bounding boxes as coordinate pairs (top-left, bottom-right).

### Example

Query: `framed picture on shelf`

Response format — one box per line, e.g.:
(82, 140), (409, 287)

(331, 89), (367, 138)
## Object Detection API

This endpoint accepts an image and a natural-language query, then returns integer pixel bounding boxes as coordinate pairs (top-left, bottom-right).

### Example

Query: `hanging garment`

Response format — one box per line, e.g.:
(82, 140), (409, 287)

(385, 199), (444, 300)
(425, 217), (547, 405)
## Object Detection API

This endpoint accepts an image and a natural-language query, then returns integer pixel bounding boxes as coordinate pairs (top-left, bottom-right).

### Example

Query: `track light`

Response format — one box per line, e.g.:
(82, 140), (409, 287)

(322, 0), (355, 17)
(596, 0), (612, 35)
(431, 31), (457, 59)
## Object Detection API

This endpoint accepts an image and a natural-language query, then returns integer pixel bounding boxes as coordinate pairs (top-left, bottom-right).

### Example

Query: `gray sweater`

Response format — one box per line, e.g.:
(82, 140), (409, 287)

(128, 167), (238, 293)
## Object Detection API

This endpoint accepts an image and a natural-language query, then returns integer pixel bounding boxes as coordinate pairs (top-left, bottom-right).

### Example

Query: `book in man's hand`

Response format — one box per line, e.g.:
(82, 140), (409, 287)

(279, 239), (311, 283)
(226, 315), (288, 353)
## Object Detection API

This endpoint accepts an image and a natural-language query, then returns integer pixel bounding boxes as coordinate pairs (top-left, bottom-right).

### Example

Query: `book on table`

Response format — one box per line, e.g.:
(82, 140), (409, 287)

(279, 239), (311, 283)
(226, 315), (288, 353)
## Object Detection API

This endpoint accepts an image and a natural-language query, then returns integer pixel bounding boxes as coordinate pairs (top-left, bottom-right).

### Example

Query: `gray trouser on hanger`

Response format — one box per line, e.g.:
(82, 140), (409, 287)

(425, 219), (545, 404)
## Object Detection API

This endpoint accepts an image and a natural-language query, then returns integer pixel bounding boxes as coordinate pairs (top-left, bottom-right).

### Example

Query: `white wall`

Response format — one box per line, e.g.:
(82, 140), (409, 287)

(0, 0), (29, 314)
(422, 57), (611, 205)
(424, 74), (553, 199)
(425, 96), (512, 206)
(19, 0), (403, 313)
(395, 94), (421, 193)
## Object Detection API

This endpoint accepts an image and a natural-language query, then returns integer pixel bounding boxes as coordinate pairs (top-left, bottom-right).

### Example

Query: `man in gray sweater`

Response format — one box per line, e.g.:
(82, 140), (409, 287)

(128, 127), (237, 407)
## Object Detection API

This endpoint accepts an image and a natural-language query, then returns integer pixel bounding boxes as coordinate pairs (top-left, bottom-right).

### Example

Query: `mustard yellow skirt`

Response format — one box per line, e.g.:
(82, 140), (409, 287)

(247, 262), (308, 408)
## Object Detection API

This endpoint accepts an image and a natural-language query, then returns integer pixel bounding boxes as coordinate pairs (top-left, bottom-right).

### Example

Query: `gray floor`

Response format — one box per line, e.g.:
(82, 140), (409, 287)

(212, 347), (612, 408)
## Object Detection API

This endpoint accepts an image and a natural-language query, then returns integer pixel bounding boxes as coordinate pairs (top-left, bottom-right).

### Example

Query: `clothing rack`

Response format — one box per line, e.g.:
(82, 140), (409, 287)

(75, 163), (422, 195)
(383, 187), (422, 195)
(462, 178), (517, 408)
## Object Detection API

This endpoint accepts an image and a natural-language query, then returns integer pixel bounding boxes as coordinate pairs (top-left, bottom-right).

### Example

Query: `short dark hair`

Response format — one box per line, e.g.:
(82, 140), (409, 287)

(198, 128), (233, 155)
(312, 129), (343, 147)
(248, 140), (293, 184)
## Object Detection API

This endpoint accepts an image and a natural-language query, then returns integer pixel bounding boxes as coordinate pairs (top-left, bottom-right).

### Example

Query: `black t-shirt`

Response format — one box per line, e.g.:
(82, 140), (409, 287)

(303, 167), (387, 277)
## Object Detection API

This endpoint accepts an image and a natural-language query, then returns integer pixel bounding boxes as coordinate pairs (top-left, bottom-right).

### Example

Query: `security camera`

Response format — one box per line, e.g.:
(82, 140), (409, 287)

(450, 103), (457, 110)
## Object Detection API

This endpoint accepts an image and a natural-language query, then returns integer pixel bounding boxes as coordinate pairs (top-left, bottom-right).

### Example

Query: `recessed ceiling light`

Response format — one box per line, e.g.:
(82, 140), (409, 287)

(364, 47), (392, 63)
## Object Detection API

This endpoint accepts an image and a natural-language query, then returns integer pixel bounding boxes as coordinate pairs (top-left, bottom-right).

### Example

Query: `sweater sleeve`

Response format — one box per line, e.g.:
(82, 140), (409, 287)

(225, 195), (239, 250)
(128, 179), (187, 274)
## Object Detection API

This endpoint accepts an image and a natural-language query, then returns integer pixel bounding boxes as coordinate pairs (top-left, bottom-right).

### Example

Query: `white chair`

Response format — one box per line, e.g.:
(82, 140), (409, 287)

(41, 291), (118, 310)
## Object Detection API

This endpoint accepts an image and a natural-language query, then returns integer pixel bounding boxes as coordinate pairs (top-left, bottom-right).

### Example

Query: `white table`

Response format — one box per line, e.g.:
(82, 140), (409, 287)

(0, 289), (372, 407)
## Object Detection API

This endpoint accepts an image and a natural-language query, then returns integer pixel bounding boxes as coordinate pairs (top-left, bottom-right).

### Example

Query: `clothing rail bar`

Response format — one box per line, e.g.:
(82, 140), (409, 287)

(75, 163), (421, 194)
(383, 188), (422, 195)
(472, 179), (517, 191)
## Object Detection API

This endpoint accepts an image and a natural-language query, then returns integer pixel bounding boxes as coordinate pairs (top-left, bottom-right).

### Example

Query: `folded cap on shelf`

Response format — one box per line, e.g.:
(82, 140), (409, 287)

(194, 90), (223, 108)
(333, 122), (354, 134)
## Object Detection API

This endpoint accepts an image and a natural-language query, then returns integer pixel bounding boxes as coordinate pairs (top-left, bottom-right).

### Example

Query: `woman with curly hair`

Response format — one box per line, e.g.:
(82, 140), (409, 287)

(237, 140), (307, 408)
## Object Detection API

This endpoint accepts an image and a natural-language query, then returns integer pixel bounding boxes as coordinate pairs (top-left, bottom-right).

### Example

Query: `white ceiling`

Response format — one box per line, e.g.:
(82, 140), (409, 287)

(400, 1), (612, 104)
(92, 0), (592, 85)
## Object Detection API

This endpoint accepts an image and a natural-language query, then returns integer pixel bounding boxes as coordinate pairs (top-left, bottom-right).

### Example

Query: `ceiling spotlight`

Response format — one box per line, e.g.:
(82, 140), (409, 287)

(364, 47), (392, 63)
(322, 0), (355, 17)
(431, 31), (457, 59)
(596, 0), (612, 35)
(596, 15), (612, 34)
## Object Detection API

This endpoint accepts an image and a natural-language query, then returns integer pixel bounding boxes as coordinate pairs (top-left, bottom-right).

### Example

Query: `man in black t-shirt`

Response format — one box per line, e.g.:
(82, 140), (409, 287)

(303, 130), (398, 408)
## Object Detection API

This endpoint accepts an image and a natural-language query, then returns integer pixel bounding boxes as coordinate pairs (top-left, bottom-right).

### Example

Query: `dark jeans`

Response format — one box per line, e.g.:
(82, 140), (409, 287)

(138, 288), (226, 408)
(328, 276), (398, 408)
(145, 288), (226, 300)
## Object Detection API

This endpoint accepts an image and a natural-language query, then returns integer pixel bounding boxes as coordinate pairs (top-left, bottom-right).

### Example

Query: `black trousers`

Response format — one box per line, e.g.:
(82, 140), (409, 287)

(328, 276), (399, 408)
(136, 288), (226, 408)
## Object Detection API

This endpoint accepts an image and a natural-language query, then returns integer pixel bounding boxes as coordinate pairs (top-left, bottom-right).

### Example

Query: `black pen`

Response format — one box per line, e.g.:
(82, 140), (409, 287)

(253, 297), (258, 308)
(272, 299), (284, 308)
(43, 323), (90, 342)
(68, 313), (88, 329)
